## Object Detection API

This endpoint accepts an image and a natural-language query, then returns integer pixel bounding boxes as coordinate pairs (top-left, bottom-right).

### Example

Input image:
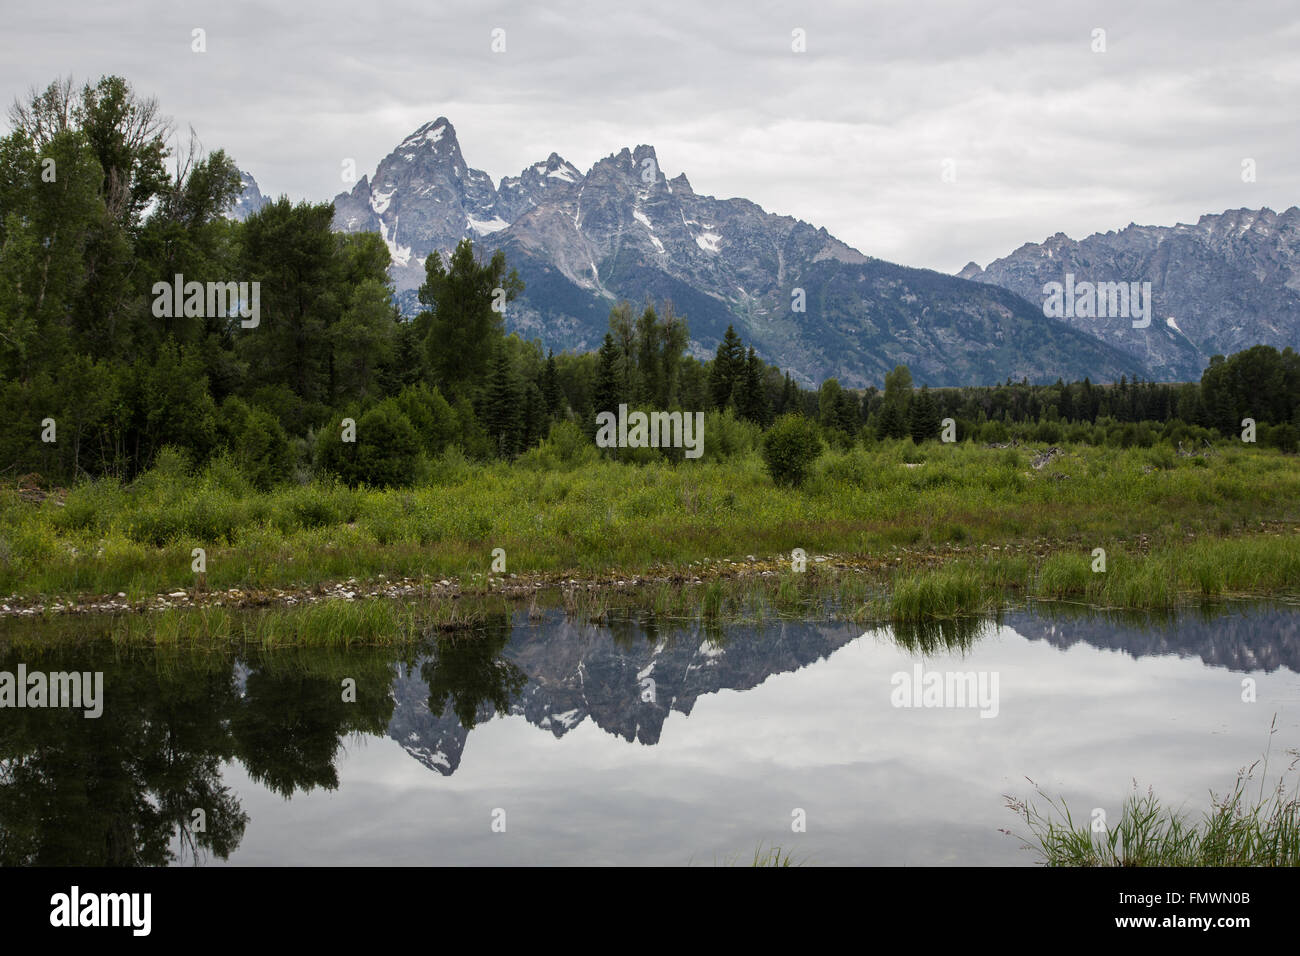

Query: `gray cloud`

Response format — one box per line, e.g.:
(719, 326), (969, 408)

(4, 0), (1295, 273)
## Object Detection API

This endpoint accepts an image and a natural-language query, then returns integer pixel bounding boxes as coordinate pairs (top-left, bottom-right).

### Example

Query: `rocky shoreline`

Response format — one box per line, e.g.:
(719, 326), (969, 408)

(0, 542), (1016, 619)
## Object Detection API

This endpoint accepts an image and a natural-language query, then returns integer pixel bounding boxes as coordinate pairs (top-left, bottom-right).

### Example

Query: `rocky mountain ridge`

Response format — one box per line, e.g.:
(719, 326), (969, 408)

(963, 207), (1300, 380)
(229, 121), (1296, 386)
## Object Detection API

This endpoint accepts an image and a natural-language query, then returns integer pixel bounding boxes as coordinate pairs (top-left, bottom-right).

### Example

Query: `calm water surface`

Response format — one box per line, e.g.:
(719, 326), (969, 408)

(3, 603), (1299, 865)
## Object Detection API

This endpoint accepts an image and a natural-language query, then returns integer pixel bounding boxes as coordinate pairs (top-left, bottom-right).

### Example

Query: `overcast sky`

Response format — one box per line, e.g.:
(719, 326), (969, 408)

(3, 0), (1296, 273)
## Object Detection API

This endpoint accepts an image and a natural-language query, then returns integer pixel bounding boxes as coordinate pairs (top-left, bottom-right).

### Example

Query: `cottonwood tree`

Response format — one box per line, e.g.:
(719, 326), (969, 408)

(238, 198), (340, 405)
(0, 126), (103, 377)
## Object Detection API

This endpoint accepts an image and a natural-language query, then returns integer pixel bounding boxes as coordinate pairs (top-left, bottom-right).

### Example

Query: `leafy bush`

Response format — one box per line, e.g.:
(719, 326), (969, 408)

(450, 397), (493, 460)
(219, 397), (293, 489)
(395, 384), (458, 456)
(703, 408), (761, 461)
(56, 478), (126, 533)
(316, 400), (422, 487)
(520, 419), (599, 470)
(1145, 445), (1178, 471)
(201, 451), (254, 497)
(247, 384), (310, 434)
(1263, 422), (1299, 453)
(148, 445), (192, 481)
(126, 484), (245, 546)
(1033, 420), (1063, 444)
(271, 482), (345, 532)
(761, 414), (823, 487)
(817, 446), (879, 490)
(979, 420), (1010, 444)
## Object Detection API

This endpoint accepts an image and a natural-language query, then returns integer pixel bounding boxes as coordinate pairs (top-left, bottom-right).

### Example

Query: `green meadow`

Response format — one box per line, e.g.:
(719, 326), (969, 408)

(2, 437), (1297, 637)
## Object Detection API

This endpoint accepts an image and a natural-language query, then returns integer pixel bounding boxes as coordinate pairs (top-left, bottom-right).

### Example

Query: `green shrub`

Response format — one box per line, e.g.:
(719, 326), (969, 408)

(272, 482), (342, 532)
(1065, 423), (1093, 444)
(55, 478), (125, 533)
(818, 446), (878, 490)
(201, 451), (254, 497)
(317, 401), (421, 487)
(1033, 420), (1063, 444)
(395, 384), (457, 456)
(1263, 422), (1299, 454)
(1145, 445), (1178, 471)
(249, 384), (311, 436)
(980, 420), (1010, 444)
(703, 408), (761, 461)
(520, 419), (599, 470)
(450, 397), (493, 460)
(761, 414), (823, 487)
(219, 398), (293, 489)
(147, 445), (192, 481)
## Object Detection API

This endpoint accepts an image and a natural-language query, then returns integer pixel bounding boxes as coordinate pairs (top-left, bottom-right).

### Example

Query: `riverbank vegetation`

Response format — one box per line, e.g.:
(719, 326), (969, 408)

(0, 437), (1297, 605)
(1006, 724), (1300, 866)
(2, 436), (1299, 621)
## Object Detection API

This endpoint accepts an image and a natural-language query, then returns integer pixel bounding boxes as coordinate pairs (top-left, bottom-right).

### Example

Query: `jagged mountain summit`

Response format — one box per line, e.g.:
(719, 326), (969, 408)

(318, 117), (1142, 386)
(963, 207), (1300, 381)
(228, 169), (268, 221)
(331, 118), (513, 293)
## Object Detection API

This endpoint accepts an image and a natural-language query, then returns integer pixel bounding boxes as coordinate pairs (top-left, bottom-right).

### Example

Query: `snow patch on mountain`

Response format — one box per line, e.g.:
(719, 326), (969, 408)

(467, 214), (509, 235)
(632, 207), (665, 253)
(378, 218), (412, 267)
(695, 231), (721, 253)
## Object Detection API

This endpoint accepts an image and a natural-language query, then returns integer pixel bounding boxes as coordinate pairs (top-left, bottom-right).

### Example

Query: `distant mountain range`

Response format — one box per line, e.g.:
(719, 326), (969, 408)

(962, 207), (1300, 382)
(230, 120), (1298, 387)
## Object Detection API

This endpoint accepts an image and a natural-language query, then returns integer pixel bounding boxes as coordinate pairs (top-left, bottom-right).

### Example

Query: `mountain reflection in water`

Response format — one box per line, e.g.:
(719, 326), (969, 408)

(1, 601), (1296, 866)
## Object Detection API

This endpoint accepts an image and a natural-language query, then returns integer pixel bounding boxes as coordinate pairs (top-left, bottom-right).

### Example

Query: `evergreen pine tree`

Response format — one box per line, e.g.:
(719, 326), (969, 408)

(908, 385), (939, 442)
(837, 390), (860, 435)
(779, 372), (796, 416)
(876, 401), (904, 440)
(593, 333), (622, 417)
(417, 238), (523, 402)
(737, 347), (771, 425)
(1058, 380), (1074, 422)
(483, 348), (522, 457)
(708, 325), (745, 410)
(542, 349), (562, 418)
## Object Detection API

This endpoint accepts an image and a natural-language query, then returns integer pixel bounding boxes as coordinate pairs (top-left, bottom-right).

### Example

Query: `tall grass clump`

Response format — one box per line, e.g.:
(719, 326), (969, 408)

(750, 844), (801, 867)
(882, 564), (1000, 621)
(1006, 720), (1300, 866)
(1036, 553), (1094, 600)
(708, 843), (805, 866)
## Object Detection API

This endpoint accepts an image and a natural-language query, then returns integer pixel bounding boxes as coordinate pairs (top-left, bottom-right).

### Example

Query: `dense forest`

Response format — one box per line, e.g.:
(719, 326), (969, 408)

(2, 75), (1298, 491)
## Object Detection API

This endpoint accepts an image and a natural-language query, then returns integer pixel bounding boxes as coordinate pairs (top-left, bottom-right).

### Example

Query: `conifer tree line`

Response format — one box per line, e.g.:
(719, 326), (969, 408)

(853, 348), (1300, 453)
(2, 76), (1297, 490)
